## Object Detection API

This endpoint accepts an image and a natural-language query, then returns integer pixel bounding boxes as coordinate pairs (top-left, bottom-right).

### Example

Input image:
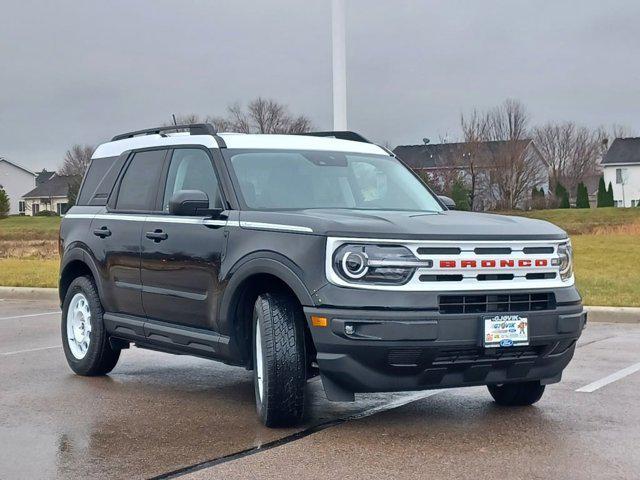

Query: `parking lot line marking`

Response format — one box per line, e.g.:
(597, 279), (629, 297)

(0, 311), (60, 321)
(576, 361), (640, 393)
(1, 345), (60, 356)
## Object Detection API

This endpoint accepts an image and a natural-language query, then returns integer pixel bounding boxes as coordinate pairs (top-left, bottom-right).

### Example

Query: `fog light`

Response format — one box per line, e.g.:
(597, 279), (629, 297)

(344, 324), (355, 335)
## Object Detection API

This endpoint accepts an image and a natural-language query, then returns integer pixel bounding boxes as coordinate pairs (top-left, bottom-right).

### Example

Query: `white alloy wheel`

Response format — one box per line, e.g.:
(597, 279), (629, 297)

(255, 316), (264, 401)
(66, 292), (92, 359)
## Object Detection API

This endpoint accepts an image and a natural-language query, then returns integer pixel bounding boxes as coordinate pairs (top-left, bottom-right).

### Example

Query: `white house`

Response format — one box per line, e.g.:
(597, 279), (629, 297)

(0, 158), (36, 215)
(602, 138), (640, 208)
(21, 174), (78, 216)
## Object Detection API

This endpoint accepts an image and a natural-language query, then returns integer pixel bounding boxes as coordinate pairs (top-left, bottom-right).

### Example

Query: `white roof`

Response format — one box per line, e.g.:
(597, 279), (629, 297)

(92, 132), (387, 159)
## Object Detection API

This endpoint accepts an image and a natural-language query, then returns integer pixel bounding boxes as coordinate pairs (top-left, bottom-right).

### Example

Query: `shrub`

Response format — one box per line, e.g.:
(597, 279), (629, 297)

(35, 210), (59, 217)
(531, 186), (546, 210)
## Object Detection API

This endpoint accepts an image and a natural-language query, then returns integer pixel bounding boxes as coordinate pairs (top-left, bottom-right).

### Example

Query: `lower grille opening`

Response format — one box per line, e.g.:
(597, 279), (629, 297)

(420, 274), (463, 282)
(433, 346), (542, 364)
(439, 293), (555, 314)
(477, 274), (514, 281)
(526, 272), (557, 280)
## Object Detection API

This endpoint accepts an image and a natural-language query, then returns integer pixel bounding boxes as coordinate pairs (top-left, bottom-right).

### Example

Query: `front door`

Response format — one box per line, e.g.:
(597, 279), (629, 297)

(140, 147), (227, 330)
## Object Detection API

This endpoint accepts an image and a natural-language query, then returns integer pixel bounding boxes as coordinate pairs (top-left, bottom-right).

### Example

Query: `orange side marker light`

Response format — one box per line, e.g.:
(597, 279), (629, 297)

(311, 315), (328, 327)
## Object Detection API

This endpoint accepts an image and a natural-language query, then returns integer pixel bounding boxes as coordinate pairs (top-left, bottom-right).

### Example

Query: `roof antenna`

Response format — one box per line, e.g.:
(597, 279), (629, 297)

(171, 114), (178, 126)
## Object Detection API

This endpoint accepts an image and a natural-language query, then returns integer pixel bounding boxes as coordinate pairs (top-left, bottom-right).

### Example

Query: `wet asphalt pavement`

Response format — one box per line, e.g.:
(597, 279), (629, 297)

(1, 297), (639, 479)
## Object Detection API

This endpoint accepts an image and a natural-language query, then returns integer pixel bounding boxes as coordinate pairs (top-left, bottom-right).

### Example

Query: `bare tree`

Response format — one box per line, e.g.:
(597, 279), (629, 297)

(534, 122), (604, 195)
(57, 144), (94, 208)
(58, 144), (94, 177)
(167, 98), (313, 135)
(460, 99), (543, 210)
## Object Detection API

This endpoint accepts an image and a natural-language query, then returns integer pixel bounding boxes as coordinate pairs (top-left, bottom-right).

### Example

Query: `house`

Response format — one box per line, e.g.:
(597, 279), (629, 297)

(21, 174), (79, 216)
(0, 158), (36, 215)
(602, 138), (640, 207)
(393, 139), (548, 210)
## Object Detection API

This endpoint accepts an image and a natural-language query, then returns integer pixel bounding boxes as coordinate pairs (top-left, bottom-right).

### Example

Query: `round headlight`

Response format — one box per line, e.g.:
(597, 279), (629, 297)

(341, 250), (369, 279)
(558, 241), (573, 281)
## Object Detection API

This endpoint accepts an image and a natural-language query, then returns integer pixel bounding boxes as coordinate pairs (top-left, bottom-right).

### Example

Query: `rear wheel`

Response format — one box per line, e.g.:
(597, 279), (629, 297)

(253, 292), (306, 427)
(61, 276), (120, 376)
(488, 381), (545, 406)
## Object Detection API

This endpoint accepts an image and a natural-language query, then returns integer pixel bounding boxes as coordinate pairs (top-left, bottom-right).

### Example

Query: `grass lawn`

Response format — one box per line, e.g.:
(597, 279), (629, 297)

(0, 211), (638, 306)
(573, 235), (640, 307)
(0, 215), (61, 241)
(0, 258), (59, 288)
(505, 207), (640, 235)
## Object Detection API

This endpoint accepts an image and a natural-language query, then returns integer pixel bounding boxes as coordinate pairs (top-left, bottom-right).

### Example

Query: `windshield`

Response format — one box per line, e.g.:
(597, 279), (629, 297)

(226, 149), (443, 212)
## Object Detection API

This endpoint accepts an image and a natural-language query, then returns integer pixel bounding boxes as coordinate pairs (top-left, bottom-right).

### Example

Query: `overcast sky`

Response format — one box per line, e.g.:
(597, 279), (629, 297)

(1, 0), (639, 171)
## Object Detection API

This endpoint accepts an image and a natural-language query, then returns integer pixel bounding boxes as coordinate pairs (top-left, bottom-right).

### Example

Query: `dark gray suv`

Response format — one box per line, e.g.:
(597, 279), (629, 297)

(59, 124), (585, 427)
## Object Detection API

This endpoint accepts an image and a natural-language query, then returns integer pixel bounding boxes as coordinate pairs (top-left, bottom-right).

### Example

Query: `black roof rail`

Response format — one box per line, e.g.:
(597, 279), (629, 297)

(300, 131), (372, 144)
(111, 123), (218, 142)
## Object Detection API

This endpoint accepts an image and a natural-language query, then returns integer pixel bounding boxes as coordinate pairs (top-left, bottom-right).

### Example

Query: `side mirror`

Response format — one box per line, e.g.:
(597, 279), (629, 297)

(169, 190), (210, 216)
(438, 195), (456, 210)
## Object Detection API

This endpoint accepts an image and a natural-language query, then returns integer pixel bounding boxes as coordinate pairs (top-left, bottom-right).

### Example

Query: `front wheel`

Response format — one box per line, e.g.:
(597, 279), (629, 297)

(253, 292), (306, 427)
(488, 381), (545, 406)
(61, 276), (120, 376)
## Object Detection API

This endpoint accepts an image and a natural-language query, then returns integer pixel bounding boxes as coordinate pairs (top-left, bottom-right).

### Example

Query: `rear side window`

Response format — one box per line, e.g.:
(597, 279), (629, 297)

(77, 156), (117, 205)
(115, 150), (166, 211)
(162, 149), (222, 211)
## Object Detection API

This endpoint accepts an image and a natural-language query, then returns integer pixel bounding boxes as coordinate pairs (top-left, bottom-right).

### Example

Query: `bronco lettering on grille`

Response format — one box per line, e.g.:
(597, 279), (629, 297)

(439, 259), (549, 268)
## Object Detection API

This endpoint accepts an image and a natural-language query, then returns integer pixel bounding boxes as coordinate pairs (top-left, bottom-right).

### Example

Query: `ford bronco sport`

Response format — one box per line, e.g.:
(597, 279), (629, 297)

(59, 124), (585, 427)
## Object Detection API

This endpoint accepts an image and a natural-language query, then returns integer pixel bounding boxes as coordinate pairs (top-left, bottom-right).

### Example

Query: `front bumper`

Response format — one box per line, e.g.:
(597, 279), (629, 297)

(304, 302), (585, 401)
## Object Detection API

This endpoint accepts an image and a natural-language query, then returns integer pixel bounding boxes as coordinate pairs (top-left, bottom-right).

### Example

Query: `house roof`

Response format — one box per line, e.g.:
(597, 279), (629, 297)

(393, 139), (532, 169)
(22, 174), (79, 199)
(0, 157), (36, 176)
(36, 169), (55, 185)
(602, 137), (640, 165)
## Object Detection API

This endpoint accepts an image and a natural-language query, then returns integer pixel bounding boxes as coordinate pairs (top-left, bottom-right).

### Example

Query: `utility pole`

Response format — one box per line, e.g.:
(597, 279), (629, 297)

(331, 0), (347, 130)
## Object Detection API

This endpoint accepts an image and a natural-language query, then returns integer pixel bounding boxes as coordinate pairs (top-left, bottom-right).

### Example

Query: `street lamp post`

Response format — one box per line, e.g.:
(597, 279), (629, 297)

(331, 0), (347, 130)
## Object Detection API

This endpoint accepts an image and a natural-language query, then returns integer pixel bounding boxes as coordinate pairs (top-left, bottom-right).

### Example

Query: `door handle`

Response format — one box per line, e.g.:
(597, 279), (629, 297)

(145, 229), (168, 242)
(93, 226), (111, 238)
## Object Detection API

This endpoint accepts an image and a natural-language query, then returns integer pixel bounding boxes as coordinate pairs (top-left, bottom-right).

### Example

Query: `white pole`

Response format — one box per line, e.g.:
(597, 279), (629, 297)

(332, 0), (347, 130)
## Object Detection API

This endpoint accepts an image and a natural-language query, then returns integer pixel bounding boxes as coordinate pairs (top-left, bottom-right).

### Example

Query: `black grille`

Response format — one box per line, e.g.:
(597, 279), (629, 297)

(433, 346), (541, 364)
(439, 293), (555, 314)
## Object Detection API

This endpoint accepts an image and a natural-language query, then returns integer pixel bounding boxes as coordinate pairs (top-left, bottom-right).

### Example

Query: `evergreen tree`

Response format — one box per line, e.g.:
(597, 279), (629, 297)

(451, 179), (471, 211)
(555, 183), (570, 209)
(0, 188), (9, 218)
(576, 182), (590, 208)
(607, 182), (615, 207)
(596, 176), (607, 207)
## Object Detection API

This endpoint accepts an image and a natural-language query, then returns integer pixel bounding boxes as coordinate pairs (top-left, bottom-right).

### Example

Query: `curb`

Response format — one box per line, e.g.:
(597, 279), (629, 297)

(0, 287), (638, 323)
(0, 286), (59, 302)
(585, 306), (640, 324)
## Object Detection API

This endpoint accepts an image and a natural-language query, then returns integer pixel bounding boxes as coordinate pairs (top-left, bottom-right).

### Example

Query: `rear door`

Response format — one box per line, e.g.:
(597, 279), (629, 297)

(140, 147), (227, 330)
(91, 148), (168, 317)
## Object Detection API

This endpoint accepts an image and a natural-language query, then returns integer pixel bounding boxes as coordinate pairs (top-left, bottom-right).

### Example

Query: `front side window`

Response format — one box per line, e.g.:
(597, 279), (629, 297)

(226, 150), (442, 212)
(115, 150), (166, 211)
(162, 149), (222, 212)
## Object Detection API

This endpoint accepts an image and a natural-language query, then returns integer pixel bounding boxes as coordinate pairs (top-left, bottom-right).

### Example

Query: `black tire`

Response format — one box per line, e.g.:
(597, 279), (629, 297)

(61, 275), (120, 376)
(488, 381), (546, 406)
(252, 292), (306, 427)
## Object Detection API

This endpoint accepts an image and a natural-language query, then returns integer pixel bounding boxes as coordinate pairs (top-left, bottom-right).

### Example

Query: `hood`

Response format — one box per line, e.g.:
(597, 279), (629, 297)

(238, 209), (568, 240)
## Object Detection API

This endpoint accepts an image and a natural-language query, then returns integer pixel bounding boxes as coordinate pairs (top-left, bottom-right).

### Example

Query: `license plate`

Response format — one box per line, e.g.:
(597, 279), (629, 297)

(483, 314), (529, 348)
